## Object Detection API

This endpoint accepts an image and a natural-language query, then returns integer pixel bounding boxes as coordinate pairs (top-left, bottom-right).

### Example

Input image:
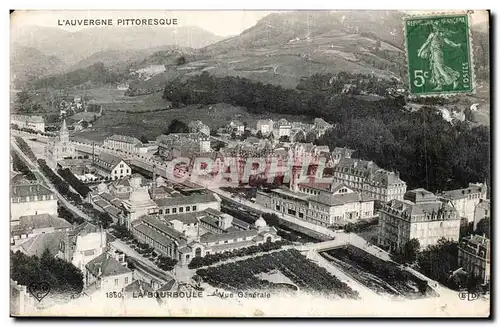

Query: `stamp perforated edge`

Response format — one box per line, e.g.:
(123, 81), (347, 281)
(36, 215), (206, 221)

(402, 10), (476, 98)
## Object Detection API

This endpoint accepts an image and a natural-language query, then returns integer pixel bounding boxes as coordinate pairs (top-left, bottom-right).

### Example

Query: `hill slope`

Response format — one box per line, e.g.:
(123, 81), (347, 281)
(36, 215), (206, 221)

(10, 43), (66, 89)
(11, 25), (225, 65)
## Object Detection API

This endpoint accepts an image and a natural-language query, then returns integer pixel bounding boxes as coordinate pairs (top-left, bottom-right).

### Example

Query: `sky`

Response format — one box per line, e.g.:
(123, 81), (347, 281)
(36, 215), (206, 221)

(10, 10), (488, 37)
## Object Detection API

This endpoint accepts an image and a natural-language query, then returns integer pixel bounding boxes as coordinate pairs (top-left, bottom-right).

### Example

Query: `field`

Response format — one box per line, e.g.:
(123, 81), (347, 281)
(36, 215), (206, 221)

(321, 245), (436, 299)
(75, 102), (310, 141)
(196, 249), (359, 299)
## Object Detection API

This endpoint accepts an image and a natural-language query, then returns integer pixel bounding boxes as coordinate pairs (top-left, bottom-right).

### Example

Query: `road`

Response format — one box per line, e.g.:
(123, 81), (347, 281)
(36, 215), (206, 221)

(11, 138), (93, 222)
(111, 238), (173, 283)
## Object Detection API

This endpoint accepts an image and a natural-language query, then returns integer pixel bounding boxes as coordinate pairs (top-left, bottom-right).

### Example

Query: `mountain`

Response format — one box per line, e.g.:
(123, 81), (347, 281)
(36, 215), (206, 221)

(10, 42), (66, 89)
(11, 25), (225, 65)
(33, 62), (124, 89)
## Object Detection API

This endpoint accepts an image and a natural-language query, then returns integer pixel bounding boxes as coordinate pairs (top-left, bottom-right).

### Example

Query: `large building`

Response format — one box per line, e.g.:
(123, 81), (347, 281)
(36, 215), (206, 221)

(439, 183), (488, 223)
(10, 214), (72, 245)
(332, 158), (407, 203)
(103, 135), (147, 154)
(45, 119), (77, 169)
(85, 251), (133, 291)
(256, 182), (375, 227)
(458, 234), (490, 284)
(188, 120), (210, 135)
(11, 182), (57, 223)
(157, 133), (211, 159)
(93, 153), (132, 180)
(11, 115), (45, 132)
(59, 222), (108, 272)
(473, 199), (490, 230)
(377, 189), (461, 252)
(131, 211), (280, 266)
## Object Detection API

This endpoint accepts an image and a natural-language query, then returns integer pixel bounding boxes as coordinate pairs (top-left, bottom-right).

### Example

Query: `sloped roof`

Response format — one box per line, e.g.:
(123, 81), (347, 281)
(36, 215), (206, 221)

(94, 153), (126, 171)
(163, 212), (200, 225)
(309, 192), (372, 206)
(106, 134), (142, 146)
(200, 229), (257, 243)
(17, 231), (65, 257)
(441, 184), (486, 200)
(86, 253), (132, 278)
(11, 214), (72, 236)
(153, 192), (219, 207)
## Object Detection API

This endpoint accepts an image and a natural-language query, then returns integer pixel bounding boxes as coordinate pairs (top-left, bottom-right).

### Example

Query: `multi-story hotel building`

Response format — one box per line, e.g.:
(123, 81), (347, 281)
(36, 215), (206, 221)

(332, 158), (407, 203)
(458, 234), (490, 284)
(103, 134), (147, 154)
(439, 183), (488, 223)
(11, 115), (45, 132)
(377, 188), (461, 252)
(10, 182), (57, 223)
(256, 182), (375, 227)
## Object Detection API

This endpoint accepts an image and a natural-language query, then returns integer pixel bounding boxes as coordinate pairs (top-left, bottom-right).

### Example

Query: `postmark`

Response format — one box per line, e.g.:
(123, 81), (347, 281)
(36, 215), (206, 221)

(405, 13), (474, 96)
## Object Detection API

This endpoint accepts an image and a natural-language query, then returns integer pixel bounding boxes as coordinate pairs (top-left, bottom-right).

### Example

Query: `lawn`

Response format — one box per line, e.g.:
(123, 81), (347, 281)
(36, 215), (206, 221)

(87, 102), (310, 140)
(196, 249), (359, 299)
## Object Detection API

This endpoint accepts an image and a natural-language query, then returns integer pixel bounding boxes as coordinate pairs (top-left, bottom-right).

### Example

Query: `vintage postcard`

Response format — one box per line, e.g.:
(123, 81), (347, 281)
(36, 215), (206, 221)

(9, 9), (491, 318)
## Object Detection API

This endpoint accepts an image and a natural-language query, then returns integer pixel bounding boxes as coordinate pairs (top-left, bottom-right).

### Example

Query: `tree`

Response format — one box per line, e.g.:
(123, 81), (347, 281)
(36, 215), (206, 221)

(81, 120), (89, 128)
(176, 56), (187, 66)
(164, 119), (189, 134)
(240, 129), (251, 141)
(256, 130), (263, 139)
(475, 217), (490, 239)
(139, 135), (149, 144)
(230, 131), (237, 140)
(279, 135), (290, 142)
(11, 249), (84, 296)
(402, 238), (420, 263)
(305, 131), (317, 143)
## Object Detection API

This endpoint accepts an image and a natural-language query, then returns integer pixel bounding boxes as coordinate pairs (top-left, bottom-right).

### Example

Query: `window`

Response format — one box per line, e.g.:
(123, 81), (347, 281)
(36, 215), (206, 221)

(121, 169), (123, 174)
(179, 207), (184, 213)
(126, 169), (129, 173)
(125, 277), (128, 284)
(172, 208), (177, 214)
(165, 208), (170, 214)
(186, 206), (191, 212)
(159, 209), (163, 214)
(114, 279), (118, 286)
(192, 205), (197, 211)
(224, 240), (229, 244)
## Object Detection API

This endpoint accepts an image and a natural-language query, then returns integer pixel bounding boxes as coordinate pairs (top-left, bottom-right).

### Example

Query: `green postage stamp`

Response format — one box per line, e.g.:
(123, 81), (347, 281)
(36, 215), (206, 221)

(405, 14), (474, 96)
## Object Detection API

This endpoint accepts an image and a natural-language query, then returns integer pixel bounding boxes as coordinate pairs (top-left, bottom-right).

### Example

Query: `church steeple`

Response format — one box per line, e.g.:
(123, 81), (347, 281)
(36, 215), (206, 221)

(60, 119), (69, 141)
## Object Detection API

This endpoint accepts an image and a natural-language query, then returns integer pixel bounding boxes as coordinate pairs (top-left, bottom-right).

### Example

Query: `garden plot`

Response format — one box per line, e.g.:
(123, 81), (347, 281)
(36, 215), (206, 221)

(320, 245), (436, 299)
(196, 249), (359, 299)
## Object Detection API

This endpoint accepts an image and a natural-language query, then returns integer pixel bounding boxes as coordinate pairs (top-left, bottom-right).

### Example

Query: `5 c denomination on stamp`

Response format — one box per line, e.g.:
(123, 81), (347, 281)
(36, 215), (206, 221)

(405, 14), (474, 96)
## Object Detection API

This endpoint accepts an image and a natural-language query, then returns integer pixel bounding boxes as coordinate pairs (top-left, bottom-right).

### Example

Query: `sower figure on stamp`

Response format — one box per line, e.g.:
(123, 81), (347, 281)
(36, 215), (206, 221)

(417, 21), (462, 91)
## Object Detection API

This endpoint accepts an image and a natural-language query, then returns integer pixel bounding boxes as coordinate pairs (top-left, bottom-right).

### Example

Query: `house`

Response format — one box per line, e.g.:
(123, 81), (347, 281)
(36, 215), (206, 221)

(93, 153), (132, 180)
(228, 120), (245, 135)
(188, 120), (210, 135)
(11, 115), (45, 132)
(439, 183), (487, 223)
(256, 119), (274, 135)
(328, 147), (355, 167)
(103, 135), (147, 154)
(377, 189), (461, 252)
(274, 119), (292, 138)
(11, 182), (57, 223)
(85, 252), (133, 291)
(10, 214), (72, 245)
(12, 231), (67, 257)
(458, 234), (490, 284)
(156, 133), (211, 159)
(313, 118), (333, 137)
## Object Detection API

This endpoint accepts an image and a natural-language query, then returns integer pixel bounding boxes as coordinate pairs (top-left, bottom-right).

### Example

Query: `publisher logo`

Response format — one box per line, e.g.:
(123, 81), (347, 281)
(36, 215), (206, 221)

(458, 291), (479, 301)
